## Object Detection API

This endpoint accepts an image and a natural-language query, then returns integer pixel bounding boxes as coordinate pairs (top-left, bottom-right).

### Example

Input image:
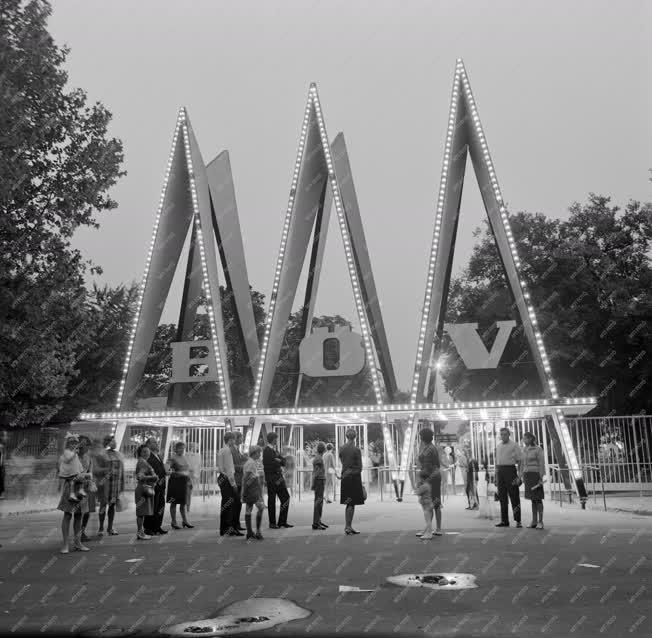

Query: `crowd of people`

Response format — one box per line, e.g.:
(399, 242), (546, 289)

(52, 425), (546, 553)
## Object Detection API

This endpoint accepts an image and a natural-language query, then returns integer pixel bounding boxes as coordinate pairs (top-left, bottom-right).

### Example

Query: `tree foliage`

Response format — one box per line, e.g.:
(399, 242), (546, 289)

(443, 195), (652, 414)
(0, 0), (124, 426)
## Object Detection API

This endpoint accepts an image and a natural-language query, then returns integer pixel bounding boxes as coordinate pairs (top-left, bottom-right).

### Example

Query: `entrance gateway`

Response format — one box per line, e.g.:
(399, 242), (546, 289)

(75, 60), (595, 501)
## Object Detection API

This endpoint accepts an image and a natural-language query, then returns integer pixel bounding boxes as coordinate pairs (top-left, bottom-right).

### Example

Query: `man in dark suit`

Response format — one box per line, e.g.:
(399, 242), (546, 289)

(144, 437), (168, 535)
(262, 432), (292, 529)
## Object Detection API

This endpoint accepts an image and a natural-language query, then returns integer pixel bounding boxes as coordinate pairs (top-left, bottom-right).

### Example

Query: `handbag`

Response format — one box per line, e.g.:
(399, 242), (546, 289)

(361, 485), (367, 500)
(115, 495), (125, 512)
(144, 485), (155, 497)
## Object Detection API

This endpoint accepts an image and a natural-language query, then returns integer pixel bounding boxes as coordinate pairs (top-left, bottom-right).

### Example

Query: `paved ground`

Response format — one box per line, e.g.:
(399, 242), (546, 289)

(1, 495), (651, 637)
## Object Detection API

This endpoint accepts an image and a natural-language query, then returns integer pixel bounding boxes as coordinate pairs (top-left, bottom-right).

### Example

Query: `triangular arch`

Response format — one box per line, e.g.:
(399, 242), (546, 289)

(251, 84), (397, 409)
(116, 109), (255, 411)
(404, 59), (582, 491)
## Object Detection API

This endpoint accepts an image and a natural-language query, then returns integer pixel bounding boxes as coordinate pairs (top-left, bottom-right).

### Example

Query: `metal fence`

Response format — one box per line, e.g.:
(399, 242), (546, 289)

(565, 415), (652, 490)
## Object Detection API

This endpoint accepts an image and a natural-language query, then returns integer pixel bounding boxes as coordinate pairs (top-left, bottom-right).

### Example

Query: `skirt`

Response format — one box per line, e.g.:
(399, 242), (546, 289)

(166, 475), (191, 506)
(340, 474), (365, 506)
(57, 479), (89, 515)
(429, 474), (442, 509)
(135, 484), (155, 517)
(524, 471), (545, 501)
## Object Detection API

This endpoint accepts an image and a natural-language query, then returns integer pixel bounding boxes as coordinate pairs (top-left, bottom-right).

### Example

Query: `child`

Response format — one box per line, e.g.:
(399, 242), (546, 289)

(241, 446), (265, 540)
(415, 470), (434, 540)
(59, 435), (87, 502)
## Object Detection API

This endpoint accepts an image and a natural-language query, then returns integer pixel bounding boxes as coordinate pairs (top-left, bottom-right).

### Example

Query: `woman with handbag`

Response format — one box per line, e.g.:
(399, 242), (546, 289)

(134, 444), (158, 540)
(78, 436), (98, 542)
(338, 429), (366, 535)
(95, 434), (125, 536)
(522, 432), (546, 529)
(166, 441), (194, 529)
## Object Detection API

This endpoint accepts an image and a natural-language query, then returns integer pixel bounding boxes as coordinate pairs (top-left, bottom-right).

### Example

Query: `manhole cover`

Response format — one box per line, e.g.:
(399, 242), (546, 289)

(162, 598), (311, 636)
(387, 573), (478, 590)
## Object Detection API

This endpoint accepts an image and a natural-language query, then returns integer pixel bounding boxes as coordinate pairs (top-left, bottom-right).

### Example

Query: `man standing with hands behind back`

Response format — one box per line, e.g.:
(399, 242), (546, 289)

(144, 437), (169, 536)
(263, 432), (292, 529)
(495, 427), (523, 528)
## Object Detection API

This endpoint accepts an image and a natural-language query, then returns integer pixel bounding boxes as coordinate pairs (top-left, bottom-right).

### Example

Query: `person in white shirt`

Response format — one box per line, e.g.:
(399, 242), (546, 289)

(494, 427), (524, 528)
(217, 432), (242, 536)
(323, 444), (336, 503)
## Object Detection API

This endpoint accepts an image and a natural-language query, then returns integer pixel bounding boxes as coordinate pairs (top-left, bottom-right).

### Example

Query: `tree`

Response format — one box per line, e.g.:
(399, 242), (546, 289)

(443, 195), (652, 414)
(0, 0), (125, 426)
(54, 282), (139, 420)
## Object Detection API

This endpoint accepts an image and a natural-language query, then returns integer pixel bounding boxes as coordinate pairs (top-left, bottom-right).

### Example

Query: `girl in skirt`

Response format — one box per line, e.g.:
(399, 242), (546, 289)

(522, 432), (545, 529)
(241, 446), (265, 540)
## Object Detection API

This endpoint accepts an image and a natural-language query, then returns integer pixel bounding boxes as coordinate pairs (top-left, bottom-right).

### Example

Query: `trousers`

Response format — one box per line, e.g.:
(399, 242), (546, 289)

(265, 474), (290, 526)
(313, 479), (325, 525)
(218, 474), (237, 534)
(497, 465), (521, 523)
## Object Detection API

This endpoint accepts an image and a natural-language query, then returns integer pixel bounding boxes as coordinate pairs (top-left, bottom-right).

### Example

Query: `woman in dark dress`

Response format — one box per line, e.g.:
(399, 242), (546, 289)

(166, 441), (194, 529)
(338, 429), (365, 535)
(416, 428), (443, 537)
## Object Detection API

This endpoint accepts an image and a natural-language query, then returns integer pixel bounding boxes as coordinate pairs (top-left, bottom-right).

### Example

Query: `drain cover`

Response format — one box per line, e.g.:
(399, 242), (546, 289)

(162, 598), (311, 636)
(387, 573), (477, 590)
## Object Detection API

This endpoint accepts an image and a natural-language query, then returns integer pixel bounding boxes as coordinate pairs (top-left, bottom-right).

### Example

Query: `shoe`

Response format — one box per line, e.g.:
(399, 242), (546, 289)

(434, 530), (443, 536)
(73, 544), (90, 552)
(107, 529), (119, 536)
(80, 532), (90, 542)
(312, 525), (324, 530)
(60, 546), (70, 554)
(346, 528), (360, 535)
(97, 531), (104, 538)
(182, 522), (194, 529)
(471, 504), (479, 510)
(280, 523), (293, 528)
(246, 532), (256, 540)
(157, 529), (169, 535)
(228, 530), (244, 536)
(465, 506), (472, 510)
(495, 522), (509, 527)
(318, 523), (328, 529)
(516, 522), (522, 528)
(420, 532), (433, 540)
(536, 522), (544, 530)
(528, 522), (537, 529)
(269, 524), (280, 529)
(137, 532), (151, 540)
(254, 532), (264, 540)
(326, 500), (333, 504)
(171, 523), (181, 530)
(415, 530), (426, 537)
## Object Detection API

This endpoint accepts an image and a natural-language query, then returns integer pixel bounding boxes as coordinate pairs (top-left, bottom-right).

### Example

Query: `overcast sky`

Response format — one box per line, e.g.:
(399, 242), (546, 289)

(50, 0), (651, 391)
